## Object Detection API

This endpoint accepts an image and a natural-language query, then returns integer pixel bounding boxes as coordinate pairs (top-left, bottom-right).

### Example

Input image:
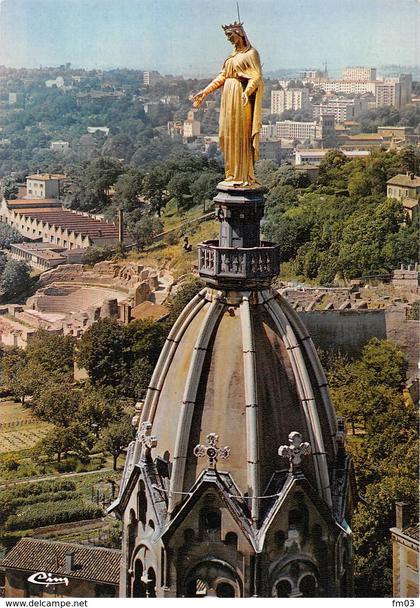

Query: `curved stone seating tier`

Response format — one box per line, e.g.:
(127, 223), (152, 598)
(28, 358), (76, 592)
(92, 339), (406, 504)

(28, 287), (127, 315)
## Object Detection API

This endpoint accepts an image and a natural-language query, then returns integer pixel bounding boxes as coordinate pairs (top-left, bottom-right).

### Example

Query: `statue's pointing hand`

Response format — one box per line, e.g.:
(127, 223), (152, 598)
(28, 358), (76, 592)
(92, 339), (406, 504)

(192, 91), (206, 108)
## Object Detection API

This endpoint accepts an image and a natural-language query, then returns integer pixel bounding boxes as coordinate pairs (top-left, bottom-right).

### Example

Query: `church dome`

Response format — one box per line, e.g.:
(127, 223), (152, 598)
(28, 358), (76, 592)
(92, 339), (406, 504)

(114, 185), (355, 598)
(138, 285), (337, 520)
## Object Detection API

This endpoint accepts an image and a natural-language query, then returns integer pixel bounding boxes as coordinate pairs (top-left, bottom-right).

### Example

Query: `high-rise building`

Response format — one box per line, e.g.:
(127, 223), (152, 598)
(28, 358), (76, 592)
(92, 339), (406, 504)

(319, 80), (376, 95)
(342, 66), (377, 81)
(312, 98), (368, 123)
(143, 70), (161, 86)
(271, 88), (310, 115)
(383, 75), (412, 106)
(375, 82), (401, 108)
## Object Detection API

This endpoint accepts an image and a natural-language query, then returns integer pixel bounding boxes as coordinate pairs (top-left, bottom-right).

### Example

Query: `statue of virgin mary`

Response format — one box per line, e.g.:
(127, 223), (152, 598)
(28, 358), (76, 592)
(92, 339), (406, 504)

(193, 21), (263, 187)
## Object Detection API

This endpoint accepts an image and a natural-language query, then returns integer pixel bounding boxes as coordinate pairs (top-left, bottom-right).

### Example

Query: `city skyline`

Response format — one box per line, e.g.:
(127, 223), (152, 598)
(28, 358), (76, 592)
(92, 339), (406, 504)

(0, 0), (419, 76)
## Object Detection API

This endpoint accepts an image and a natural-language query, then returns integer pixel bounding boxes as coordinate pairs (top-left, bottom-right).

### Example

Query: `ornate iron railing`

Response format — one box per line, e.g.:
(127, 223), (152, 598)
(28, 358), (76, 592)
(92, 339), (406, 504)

(198, 240), (280, 286)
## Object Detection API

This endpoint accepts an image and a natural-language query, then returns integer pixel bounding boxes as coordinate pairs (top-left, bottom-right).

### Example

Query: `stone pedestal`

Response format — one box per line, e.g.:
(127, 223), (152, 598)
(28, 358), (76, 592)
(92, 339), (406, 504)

(198, 184), (280, 289)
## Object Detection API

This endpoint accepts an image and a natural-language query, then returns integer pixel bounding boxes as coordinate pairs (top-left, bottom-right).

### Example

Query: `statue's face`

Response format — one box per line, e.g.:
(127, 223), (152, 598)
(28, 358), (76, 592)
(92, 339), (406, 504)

(225, 29), (242, 46)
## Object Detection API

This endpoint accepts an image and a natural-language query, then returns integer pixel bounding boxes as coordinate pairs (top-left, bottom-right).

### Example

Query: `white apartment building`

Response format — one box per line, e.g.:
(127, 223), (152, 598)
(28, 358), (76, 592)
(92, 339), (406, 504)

(183, 119), (201, 138)
(271, 88), (310, 115)
(342, 67), (377, 81)
(379, 74), (412, 107)
(260, 123), (277, 139)
(295, 148), (370, 166)
(319, 80), (377, 95)
(275, 120), (319, 141)
(143, 71), (161, 86)
(312, 98), (368, 123)
(267, 114), (335, 144)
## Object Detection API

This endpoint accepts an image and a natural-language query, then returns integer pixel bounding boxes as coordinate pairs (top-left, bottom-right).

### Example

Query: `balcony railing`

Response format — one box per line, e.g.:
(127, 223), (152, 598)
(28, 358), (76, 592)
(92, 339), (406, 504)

(198, 240), (280, 286)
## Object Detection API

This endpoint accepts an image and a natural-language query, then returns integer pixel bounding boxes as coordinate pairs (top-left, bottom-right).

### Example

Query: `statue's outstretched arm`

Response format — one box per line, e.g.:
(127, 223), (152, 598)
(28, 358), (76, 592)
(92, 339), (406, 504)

(193, 69), (226, 107)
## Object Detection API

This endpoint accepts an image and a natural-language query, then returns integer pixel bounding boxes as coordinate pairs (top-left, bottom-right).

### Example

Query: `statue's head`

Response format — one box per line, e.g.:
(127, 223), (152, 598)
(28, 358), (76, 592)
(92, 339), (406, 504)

(222, 21), (250, 48)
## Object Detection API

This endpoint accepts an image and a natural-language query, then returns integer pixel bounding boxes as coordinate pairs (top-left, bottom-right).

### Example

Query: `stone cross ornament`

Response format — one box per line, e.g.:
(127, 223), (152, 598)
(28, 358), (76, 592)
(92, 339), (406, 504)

(194, 433), (230, 469)
(278, 431), (311, 473)
(138, 421), (158, 461)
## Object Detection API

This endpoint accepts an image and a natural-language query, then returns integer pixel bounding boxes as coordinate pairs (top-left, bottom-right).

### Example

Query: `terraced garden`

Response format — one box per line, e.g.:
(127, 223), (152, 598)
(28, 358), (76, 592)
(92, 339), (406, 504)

(0, 400), (53, 454)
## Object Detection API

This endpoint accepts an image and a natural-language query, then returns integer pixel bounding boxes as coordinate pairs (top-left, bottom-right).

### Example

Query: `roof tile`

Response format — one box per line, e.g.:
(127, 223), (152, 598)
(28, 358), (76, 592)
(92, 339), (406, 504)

(0, 538), (121, 585)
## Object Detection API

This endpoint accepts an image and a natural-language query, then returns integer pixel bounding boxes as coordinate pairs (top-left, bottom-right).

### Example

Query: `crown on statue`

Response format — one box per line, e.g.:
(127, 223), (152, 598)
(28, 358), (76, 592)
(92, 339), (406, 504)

(222, 21), (245, 34)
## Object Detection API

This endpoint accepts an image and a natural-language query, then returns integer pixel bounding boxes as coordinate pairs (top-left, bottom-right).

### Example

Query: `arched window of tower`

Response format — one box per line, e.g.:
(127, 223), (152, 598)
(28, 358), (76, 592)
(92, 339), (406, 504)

(137, 480), (147, 526)
(274, 530), (286, 549)
(276, 579), (292, 597)
(340, 542), (350, 597)
(216, 581), (235, 597)
(299, 574), (318, 597)
(133, 559), (146, 598)
(288, 509), (304, 530)
(200, 507), (221, 540)
(147, 567), (157, 598)
(224, 532), (238, 548)
(184, 528), (195, 544)
(128, 510), (137, 562)
(183, 561), (241, 598)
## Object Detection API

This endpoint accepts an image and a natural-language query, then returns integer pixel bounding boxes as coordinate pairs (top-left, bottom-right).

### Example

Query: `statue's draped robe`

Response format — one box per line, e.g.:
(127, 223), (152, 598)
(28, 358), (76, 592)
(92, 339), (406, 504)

(204, 46), (263, 185)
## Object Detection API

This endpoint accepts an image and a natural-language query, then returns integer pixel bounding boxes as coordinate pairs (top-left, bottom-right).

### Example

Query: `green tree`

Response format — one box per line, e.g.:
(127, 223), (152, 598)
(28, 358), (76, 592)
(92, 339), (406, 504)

(127, 212), (163, 251)
(37, 424), (92, 463)
(76, 319), (129, 388)
(0, 177), (18, 200)
(32, 382), (81, 428)
(98, 417), (134, 470)
(166, 277), (203, 323)
(1, 260), (31, 297)
(356, 337), (408, 391)
(0, 350), (41, 404)
(0, 224), (25, 249)
(26, 330), (75, 380)
(113, 168), (145, 213)
(167, 173), (192, 210)
(142, 166), (171, 216)
(189, 170), (222, 212)
(325, 339), (418, 596)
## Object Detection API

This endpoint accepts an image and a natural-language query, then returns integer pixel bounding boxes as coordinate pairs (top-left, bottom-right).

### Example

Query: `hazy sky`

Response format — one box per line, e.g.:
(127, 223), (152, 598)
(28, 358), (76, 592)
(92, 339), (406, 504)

(0, 0), (418, 75)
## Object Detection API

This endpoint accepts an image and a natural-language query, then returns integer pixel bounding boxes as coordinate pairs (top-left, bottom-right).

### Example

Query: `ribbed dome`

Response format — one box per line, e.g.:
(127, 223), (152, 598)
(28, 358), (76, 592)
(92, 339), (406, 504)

(137, 286), (338, 521)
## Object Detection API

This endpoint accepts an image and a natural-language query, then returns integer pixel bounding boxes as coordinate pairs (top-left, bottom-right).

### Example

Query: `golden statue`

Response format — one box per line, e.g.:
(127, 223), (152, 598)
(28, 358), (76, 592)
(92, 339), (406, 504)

(193, 21), (263, 187)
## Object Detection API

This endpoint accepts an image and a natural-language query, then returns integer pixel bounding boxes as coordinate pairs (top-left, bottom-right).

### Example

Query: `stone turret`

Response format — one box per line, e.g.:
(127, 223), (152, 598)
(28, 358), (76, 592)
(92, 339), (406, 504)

(111, 184), (355, 598)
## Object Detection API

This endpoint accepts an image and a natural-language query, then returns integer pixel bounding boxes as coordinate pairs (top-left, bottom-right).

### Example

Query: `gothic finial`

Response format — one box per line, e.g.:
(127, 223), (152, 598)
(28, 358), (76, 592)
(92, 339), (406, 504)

(138, 421), (157, 461)
(194, 433), (230, 469)
(278, 431), (311, 473)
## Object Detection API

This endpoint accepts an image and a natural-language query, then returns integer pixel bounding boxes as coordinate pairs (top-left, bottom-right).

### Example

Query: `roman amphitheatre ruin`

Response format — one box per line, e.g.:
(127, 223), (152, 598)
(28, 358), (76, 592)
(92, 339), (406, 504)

(0, 260), (174, 349)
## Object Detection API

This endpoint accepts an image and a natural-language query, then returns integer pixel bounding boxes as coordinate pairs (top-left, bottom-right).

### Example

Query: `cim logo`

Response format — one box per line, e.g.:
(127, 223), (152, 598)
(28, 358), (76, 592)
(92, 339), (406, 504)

(27, 572), (69, 587)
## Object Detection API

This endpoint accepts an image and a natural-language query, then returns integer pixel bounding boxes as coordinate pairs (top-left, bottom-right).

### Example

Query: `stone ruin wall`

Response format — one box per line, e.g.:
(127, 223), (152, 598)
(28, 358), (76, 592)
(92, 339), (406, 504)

(282, 284), (419, 377)
(0, 261), (174, 347)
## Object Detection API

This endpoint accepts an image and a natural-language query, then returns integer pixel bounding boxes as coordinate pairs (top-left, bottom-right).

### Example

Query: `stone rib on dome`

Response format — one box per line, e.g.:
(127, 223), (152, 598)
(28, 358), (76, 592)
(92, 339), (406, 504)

(136, 286), (338, 519)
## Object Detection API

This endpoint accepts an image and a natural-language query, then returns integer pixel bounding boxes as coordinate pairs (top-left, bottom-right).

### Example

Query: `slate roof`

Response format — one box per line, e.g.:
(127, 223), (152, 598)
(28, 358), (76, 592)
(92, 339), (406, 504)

(0, 538), (121, 585)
